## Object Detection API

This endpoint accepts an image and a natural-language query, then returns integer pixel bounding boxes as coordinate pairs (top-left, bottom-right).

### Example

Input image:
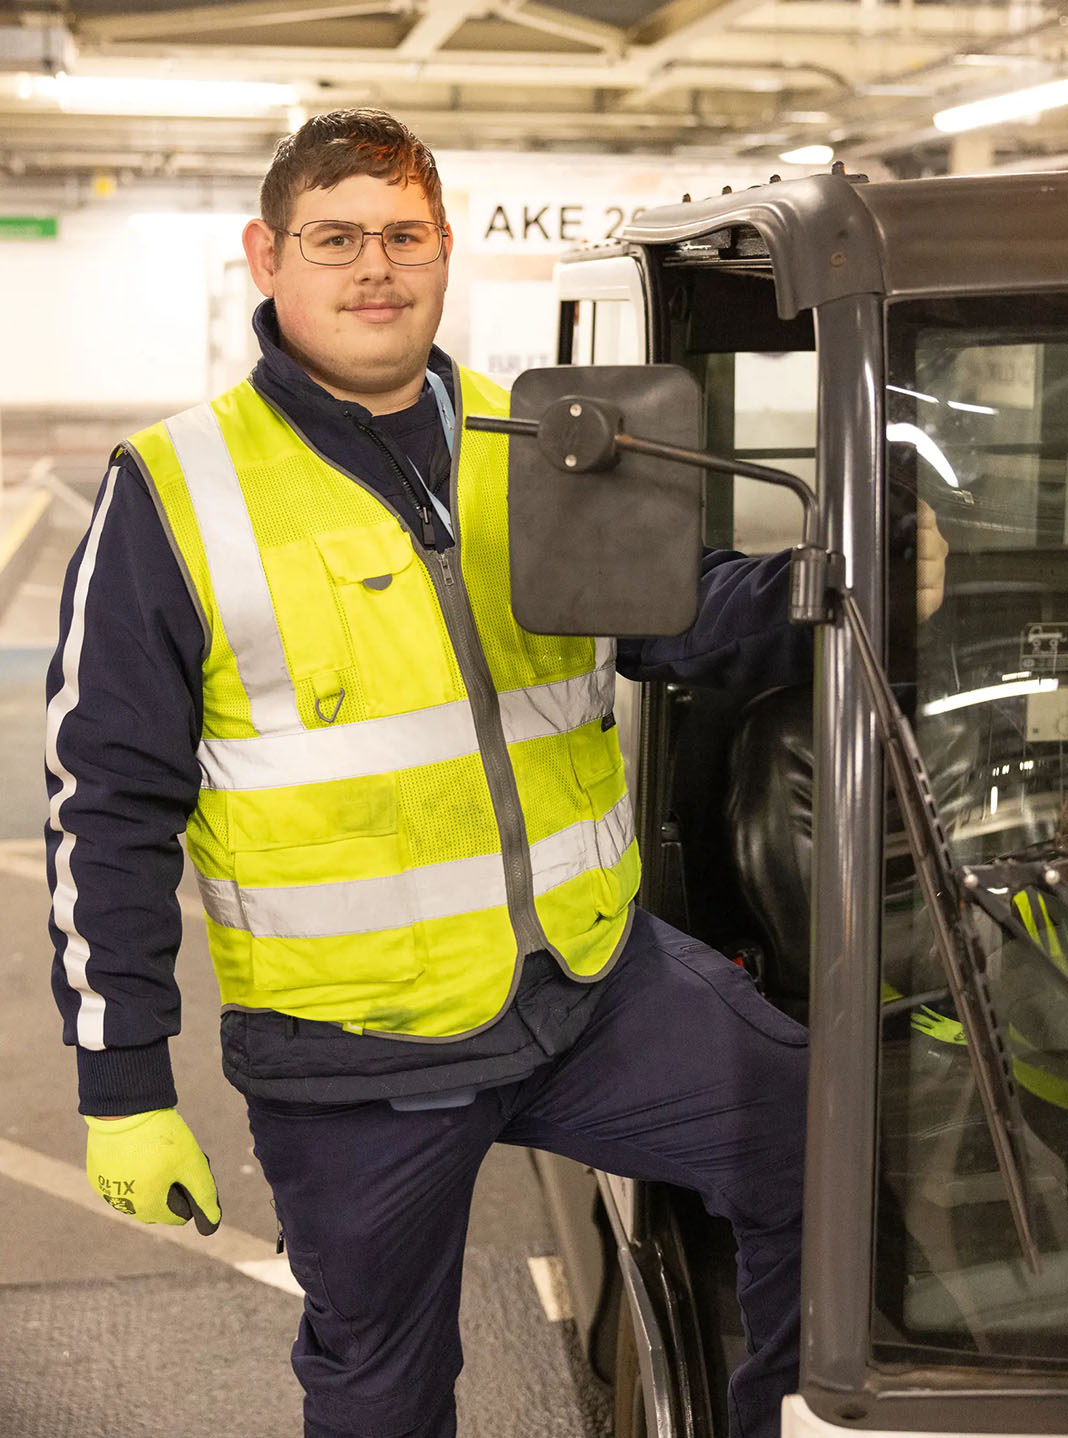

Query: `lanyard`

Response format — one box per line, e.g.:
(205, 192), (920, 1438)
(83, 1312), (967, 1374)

(425, 367), (455, 457)
(410, 367), (456, 539)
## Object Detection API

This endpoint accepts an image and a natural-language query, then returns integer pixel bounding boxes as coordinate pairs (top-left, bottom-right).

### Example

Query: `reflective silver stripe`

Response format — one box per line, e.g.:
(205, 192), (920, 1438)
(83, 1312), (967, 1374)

(499, 659), (614, 748)
(45, 466), (120, 1050)
(166, 403), (301, 736)
(196, 794), (634, 939)
(198, 699), (479, 792)
(198, 854), (507, 939)
(530, 792), (634, 896)
(198, 658), (617, 792)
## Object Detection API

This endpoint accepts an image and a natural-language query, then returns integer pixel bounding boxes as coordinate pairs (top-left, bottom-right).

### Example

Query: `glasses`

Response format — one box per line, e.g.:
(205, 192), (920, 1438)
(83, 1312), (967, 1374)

(283, 219), (446, 267)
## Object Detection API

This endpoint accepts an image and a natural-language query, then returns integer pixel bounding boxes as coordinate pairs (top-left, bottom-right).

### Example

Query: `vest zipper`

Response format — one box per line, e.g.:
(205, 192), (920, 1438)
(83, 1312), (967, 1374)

(432, 548), (549, 962)
(355, 420), (438, 548)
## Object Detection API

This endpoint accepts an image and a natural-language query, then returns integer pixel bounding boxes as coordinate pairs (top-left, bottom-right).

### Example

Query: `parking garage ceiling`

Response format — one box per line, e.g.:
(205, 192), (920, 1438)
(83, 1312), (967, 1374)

(2, 0), (1067, 185)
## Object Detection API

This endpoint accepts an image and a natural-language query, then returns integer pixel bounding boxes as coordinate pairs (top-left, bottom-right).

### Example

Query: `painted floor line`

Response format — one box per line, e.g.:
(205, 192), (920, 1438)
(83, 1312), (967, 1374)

(526, 1254), (573, 1322)
(0, 490), (52, 575)
(234, 1255), (304, 1297)
(0, 850), (49, 884)
(0, 839), (45, 857)
(0, 1136), (285, 1279)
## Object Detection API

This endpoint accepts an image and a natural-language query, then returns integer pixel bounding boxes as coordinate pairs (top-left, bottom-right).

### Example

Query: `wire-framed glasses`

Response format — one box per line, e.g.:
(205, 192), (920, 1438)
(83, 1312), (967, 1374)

(283, 219), (446, 267)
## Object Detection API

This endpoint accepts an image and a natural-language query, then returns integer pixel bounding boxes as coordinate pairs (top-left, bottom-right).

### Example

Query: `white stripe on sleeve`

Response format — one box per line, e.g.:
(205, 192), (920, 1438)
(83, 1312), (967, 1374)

(45, 466), (120, 1051)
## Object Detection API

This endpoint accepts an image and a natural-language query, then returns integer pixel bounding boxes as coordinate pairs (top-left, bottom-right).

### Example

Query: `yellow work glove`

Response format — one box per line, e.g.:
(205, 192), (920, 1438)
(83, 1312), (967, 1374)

(85, 1108), (221, 1235)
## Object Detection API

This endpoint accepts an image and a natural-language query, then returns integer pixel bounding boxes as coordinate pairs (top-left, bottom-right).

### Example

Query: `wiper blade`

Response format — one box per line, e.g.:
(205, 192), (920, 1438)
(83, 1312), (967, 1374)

(839, 591), (1041, 1272)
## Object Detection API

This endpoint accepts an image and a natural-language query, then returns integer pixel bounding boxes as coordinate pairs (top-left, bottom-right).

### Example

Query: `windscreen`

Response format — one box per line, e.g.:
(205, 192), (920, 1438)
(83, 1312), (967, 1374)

(876, 293), (1068, 1370)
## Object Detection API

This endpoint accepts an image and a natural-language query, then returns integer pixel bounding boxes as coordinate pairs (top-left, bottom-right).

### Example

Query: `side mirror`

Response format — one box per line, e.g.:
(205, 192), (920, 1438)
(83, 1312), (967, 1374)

(466, 362), (823, 637)
(487, 364), (704, 637)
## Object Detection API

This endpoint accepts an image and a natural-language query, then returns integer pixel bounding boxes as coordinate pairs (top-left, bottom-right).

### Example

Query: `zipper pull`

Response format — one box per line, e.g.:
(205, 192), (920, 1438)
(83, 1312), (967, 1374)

(419, 506), (436, 548)
(439, 550), (455, 586)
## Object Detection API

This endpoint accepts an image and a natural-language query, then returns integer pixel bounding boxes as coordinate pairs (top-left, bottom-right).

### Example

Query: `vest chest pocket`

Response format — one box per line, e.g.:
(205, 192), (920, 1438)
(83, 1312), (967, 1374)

(315, 523), (461, 718)
(260, 538), (351, 681)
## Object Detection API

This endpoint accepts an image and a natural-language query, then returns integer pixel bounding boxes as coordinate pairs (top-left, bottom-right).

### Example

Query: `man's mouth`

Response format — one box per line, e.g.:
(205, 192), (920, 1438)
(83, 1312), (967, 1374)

(343, 299), (409, 316)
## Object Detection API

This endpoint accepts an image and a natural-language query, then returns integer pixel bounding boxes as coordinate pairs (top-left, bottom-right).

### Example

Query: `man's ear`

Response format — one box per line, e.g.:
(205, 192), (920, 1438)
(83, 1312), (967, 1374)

(243, 218), (279, 297)
(441, 224), (453, 289)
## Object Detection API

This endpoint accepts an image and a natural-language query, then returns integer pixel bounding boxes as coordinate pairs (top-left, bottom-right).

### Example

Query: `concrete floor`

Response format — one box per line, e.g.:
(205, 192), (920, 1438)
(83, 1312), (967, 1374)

(0, 492), (611, 1438)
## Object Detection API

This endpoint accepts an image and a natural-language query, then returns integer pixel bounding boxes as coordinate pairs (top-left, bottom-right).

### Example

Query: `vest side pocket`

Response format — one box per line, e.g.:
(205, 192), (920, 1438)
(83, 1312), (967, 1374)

(247, 926), (423, 997)
(226, 775), (424, 995)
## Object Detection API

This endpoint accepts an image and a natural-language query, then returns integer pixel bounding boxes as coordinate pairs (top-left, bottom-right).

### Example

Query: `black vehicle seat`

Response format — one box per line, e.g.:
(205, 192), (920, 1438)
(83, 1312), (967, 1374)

(724, 685), (814, 1020)
(715, 674), (980, 1022)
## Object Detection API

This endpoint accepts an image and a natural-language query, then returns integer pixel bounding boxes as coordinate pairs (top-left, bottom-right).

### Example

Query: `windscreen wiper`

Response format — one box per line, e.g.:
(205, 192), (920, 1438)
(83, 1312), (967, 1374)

(839, 589), (1041, 1272)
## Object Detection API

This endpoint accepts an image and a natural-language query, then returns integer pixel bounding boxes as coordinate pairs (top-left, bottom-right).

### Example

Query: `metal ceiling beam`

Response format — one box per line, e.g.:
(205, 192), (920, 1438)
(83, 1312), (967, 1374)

(75, 0), (403, 43)
(0, 103), (716, 137)
(733, 1), (1058, 37)
(495, 2), (626, 55)
(629, 0), (725, 47)
(394, 1), (484, 60)
(65, 40), (887, 89)
(629, 0), (770, 58)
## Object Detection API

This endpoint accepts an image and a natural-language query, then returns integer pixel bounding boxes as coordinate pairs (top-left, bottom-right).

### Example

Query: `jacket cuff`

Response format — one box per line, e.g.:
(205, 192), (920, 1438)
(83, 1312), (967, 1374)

(76, 1039), (178, 1116)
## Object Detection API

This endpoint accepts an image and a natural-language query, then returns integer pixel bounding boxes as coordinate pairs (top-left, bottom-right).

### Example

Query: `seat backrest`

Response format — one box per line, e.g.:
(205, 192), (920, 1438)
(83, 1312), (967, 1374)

(725, 685), (815, 1016)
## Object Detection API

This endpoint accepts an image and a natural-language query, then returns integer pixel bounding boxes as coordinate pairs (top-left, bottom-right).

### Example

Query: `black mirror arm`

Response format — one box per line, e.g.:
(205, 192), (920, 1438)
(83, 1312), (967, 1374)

(466, 411), (817, 542)
(466, 410), (833, 623)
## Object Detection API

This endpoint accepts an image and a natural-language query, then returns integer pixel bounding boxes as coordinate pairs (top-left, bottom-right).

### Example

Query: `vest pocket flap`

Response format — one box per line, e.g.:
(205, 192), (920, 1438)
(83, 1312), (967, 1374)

(315, 521), (416, 586)
(260, 537), (350, 679)
(228, 775), (398, 853)
(234, 832), (404, 890)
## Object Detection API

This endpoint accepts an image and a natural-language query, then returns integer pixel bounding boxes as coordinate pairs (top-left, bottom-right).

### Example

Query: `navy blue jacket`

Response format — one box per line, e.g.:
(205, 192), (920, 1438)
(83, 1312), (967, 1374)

(47, 300), (812, 1116)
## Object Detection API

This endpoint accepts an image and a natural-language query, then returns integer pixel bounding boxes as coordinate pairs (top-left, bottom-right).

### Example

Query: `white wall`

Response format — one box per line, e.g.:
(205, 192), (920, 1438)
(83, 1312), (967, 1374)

(0, 209), (253, 409)
(0, 149), (771, 410)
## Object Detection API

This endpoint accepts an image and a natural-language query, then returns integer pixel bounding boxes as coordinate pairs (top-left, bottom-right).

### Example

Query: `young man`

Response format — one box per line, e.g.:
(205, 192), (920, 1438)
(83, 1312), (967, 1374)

(48, 109), (822, 1438)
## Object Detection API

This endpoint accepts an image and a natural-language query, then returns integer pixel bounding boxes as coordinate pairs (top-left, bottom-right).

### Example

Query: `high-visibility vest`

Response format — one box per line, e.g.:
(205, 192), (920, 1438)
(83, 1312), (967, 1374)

(126, 366), (639, 1038)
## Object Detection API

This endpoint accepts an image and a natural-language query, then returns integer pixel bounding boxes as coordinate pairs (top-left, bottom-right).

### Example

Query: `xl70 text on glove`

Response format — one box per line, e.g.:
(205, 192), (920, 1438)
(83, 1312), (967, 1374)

(84, 1108), (221, 1235)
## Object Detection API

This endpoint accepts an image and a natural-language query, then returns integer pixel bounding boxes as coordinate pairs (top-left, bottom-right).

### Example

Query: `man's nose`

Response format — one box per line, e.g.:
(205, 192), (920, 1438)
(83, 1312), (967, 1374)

(351, 232), (393, 276)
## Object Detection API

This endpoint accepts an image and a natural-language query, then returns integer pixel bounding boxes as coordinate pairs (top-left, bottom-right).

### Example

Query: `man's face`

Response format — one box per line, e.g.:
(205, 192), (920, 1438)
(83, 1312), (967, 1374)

(245, 171), (450, 409)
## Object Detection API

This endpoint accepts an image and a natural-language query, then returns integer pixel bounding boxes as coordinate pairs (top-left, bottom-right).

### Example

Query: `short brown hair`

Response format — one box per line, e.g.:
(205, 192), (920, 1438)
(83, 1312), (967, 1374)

(260, 108), (445, 232)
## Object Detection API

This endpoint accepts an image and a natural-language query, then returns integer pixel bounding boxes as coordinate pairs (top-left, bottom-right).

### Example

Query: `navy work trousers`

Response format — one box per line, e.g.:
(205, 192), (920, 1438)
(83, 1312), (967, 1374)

(245, 910), (809, 1438)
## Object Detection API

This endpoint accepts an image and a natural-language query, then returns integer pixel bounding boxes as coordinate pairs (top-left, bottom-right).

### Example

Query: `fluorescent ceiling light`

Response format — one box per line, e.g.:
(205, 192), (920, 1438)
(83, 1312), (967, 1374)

(935, 78), (1068, 133)
(779, 144), (834, 165)
(922, 678), (1058, 716)
(18, 73), (297, 115)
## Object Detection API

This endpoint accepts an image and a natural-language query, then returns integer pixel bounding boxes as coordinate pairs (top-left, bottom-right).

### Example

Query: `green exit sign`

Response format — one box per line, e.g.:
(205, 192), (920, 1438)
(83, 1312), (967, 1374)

(0, 216), (59, 239)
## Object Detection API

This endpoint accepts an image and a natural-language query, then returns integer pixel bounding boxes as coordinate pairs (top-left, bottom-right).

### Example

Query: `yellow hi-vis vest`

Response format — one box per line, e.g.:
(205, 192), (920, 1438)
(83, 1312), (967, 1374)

(126, 366), (640, 1038)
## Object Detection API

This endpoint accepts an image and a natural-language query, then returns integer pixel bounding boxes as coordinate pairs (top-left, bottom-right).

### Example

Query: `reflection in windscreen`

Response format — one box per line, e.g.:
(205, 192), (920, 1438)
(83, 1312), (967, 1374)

(877, 295), (1068, 1369)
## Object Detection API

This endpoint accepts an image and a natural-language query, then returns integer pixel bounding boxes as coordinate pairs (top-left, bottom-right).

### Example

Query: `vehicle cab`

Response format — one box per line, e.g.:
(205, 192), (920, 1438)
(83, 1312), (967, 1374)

(530, 168), (1068, 1438)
